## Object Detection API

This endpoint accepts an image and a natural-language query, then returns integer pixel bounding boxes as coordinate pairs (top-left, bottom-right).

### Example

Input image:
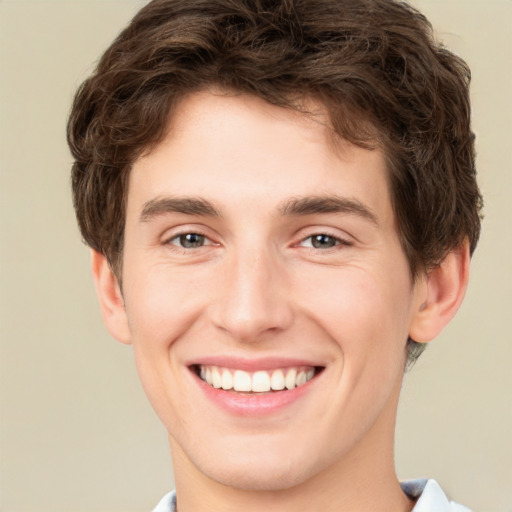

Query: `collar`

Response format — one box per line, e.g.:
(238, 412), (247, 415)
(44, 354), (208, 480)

(153, 479), (471, 512)
(401, 479), (471, 512)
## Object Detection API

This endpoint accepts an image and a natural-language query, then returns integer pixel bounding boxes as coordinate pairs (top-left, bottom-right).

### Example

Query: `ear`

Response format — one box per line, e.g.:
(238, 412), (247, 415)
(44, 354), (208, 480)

(409, 241), (470, 343)
(91, 250), (132, 344)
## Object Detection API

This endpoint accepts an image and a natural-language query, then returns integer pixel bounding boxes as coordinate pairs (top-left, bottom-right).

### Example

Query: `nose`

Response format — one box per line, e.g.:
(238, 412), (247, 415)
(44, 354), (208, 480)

(210, 248), (293, 342)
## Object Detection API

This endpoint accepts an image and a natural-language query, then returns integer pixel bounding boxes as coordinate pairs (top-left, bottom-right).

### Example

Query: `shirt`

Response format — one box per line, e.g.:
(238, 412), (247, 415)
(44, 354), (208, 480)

(152, 478), (471, 511)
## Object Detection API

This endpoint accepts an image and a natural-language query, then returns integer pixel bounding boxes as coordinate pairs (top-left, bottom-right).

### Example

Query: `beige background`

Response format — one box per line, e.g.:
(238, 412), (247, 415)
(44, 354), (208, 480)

(0, 1), (511, 511)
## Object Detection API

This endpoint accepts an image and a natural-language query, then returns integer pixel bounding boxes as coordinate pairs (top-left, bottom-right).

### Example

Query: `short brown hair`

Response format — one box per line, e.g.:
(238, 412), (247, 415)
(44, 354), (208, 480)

(67, 0), (483, 365)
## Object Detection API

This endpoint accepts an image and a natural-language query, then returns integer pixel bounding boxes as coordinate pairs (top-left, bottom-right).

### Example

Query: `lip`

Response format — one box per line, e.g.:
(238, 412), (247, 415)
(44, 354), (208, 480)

(186, 356), (324, 417)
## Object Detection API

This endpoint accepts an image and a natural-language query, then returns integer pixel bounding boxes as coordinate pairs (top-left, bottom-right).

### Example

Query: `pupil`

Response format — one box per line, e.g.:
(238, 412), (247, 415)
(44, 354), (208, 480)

(180, 233), (204, 248)
(312, 234), (335, 248)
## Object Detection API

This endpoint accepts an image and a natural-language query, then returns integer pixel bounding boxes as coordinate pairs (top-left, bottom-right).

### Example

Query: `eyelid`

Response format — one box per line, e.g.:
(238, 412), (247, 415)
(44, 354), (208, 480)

(299, 234), (353, 249)
(161, 224), (218, 247)
(167, 233), (215, 247)
(293, 226), (354, 247)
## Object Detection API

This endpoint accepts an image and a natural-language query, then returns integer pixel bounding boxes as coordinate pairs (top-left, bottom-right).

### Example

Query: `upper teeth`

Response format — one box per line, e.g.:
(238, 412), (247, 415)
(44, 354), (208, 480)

(199, 366), (316, 393)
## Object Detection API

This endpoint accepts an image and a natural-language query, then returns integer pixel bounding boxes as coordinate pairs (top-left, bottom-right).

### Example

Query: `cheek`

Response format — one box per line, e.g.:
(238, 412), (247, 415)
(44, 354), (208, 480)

(296, 265), (412, 363)
(123, 261), (211, 343)
(122, 262), (209, 426)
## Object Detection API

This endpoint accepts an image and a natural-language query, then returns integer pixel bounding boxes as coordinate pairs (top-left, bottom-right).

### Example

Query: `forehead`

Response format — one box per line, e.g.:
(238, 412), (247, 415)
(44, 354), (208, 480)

(128, 91), (392, 224)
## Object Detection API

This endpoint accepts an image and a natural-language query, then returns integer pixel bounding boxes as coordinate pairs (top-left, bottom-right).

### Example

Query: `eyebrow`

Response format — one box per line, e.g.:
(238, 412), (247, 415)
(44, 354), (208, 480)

(139, 194), (378, 225)
(140, 197), (221, 221)
(279, 195), (378, 225)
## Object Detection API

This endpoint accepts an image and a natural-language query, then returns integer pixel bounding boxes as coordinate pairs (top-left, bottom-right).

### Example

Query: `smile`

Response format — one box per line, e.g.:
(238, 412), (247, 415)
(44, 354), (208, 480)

(196, 365), (317, 393)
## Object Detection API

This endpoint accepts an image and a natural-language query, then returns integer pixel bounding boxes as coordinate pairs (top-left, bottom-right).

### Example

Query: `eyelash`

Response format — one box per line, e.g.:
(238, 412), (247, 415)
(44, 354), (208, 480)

(165, 231), (214, 249)
(298, 233), (352, 250)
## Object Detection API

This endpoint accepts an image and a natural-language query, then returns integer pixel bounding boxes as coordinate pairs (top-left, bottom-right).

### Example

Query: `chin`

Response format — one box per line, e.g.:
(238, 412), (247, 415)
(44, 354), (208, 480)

(207, 463), (312, 492)
(191, 439), (329, 492)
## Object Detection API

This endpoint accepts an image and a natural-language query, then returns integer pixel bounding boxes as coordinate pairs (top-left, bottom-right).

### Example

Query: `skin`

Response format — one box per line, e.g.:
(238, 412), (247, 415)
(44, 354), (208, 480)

(93, 91), (469, 512)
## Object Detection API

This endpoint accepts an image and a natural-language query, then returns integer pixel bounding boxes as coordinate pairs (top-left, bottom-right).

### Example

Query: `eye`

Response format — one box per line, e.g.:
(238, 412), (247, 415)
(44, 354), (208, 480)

(168, 232), (211, 249)
(300, 234), (346, 249)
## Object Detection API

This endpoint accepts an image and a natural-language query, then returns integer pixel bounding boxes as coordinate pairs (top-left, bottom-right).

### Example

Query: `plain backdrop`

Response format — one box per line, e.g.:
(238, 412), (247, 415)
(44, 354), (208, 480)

(0, 1), (511, 511)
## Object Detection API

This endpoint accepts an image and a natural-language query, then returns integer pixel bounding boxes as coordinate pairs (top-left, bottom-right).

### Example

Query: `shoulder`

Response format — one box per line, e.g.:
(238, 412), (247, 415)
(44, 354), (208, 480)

(401, 479), (472, 512)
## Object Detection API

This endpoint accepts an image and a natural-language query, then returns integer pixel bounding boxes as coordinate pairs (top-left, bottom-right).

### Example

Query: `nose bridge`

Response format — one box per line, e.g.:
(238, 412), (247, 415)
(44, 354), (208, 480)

(211, 241), (292, 341)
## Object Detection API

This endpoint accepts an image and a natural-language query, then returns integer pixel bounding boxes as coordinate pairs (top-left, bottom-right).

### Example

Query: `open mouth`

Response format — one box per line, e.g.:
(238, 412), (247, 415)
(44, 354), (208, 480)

(192, 365), (323, 393)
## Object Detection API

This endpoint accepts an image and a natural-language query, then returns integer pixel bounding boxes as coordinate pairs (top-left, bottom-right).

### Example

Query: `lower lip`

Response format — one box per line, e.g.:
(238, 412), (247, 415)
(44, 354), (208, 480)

(191, 370), (319, 416)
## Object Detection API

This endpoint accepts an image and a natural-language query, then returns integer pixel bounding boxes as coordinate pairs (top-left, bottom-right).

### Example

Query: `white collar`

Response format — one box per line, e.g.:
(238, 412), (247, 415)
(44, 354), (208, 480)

(401, 479), (471, 512)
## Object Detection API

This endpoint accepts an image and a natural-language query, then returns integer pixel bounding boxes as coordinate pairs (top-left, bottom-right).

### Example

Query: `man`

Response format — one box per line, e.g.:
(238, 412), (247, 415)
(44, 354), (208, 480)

(67, 0), (482, 510)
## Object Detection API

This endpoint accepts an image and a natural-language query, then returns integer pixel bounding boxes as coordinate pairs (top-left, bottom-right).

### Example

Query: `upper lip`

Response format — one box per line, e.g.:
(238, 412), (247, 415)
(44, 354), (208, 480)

(186, 355), (325, 372)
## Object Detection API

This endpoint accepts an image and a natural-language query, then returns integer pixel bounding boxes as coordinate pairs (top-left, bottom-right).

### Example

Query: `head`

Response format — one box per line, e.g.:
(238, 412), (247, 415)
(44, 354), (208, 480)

(68, 0), (482, 369)
(68, 0), (482, 493)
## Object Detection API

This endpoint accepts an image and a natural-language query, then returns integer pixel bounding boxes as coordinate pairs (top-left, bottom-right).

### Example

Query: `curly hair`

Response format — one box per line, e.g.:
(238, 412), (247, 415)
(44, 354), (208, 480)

(67, 0), (483, 366)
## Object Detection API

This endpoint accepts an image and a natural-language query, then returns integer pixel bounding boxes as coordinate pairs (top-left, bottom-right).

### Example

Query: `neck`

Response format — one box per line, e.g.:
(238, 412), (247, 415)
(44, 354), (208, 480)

(170, 378), (414, 512)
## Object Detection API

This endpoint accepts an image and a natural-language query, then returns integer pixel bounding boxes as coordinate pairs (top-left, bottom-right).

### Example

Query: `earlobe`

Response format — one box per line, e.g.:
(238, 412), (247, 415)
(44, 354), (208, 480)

(409, 241), (470, 343)
(91, 250), (132, 344)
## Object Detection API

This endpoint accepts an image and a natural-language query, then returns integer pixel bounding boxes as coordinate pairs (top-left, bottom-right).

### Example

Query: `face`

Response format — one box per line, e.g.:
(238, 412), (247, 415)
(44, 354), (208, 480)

(116, 91), (426, 490)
